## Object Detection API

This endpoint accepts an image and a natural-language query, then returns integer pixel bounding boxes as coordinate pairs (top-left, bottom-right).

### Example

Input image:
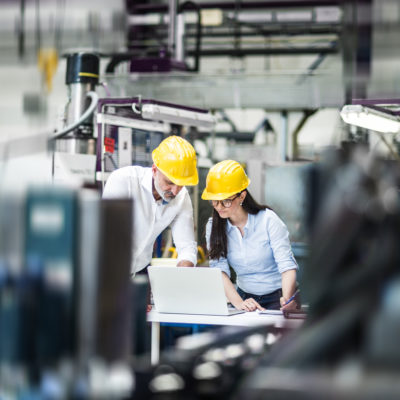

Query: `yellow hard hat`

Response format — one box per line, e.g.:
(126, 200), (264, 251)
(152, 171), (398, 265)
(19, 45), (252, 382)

(152, 136), (199, 186)
(201, 160), (250, 200)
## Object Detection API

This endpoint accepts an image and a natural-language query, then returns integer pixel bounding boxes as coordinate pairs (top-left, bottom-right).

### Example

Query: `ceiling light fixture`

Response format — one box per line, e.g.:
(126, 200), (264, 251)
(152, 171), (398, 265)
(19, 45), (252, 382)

(139, 102), (216, 129)
(97, 113), (167, 133)
(340, 99), (400, 134)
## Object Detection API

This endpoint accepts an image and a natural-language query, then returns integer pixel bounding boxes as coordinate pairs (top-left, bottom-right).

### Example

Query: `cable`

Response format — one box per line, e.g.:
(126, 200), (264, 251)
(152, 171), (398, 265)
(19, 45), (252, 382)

(376, 132), (400, 161)
(18, 0), (26, 58)
(104, 152), (118, 169)
(50, 91), (99, 140)
(99, 81), (111, 97)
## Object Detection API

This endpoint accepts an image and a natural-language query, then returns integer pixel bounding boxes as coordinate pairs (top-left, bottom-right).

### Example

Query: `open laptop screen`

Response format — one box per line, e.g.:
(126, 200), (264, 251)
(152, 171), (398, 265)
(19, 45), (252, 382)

(148, 266), (243, 316)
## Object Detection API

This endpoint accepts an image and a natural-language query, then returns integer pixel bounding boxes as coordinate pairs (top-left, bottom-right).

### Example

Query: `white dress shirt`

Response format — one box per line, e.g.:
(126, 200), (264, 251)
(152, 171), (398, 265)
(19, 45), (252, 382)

(103, 166), (197, 274)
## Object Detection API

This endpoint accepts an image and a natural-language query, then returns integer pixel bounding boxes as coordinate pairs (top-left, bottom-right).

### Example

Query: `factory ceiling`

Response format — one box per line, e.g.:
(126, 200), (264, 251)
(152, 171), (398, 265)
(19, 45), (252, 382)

(1, 0), (400, 109)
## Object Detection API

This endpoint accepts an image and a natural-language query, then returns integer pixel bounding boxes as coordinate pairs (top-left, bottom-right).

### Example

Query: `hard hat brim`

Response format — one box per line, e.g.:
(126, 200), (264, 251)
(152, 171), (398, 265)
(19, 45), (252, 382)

(201, 178), (250, 200)
(159, 166), (199, 186)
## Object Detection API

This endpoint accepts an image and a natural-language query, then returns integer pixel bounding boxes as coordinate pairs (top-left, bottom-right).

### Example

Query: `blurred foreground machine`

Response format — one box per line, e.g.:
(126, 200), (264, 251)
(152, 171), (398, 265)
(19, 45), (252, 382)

(0, 188), (149, 398)
(233, 146), (400, 399)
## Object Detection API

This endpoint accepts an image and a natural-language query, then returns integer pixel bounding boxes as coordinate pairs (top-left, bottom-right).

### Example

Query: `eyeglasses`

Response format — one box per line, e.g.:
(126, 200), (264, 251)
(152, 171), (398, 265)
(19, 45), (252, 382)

(210, 194), (240, 208)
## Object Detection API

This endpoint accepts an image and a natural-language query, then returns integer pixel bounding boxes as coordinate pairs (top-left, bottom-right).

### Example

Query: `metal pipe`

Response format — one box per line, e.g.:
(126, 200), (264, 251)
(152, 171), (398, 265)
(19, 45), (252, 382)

(280, 110), (288, 162)
(184, 27), (342, 37)
(168, 0), (178, 57)
(175, 13), (185, 62)
(67, 83), (94, 127)
(291, 109), (317, 160)
(128, 26), (341, 38)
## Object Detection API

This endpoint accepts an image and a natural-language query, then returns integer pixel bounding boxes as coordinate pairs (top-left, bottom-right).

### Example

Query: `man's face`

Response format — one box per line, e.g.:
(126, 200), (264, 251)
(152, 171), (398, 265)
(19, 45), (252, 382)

(152, 165), (183, 202)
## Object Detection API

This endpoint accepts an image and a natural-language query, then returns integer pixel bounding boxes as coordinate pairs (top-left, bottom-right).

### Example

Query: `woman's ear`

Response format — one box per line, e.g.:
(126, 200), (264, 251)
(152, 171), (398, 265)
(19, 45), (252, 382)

(240, 191), (247, 204)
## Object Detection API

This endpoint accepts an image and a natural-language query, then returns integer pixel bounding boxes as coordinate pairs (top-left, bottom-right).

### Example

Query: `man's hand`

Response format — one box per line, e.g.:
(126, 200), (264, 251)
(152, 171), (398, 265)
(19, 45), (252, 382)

(237, 298), (264, 312)
(176, 260), (194, 267)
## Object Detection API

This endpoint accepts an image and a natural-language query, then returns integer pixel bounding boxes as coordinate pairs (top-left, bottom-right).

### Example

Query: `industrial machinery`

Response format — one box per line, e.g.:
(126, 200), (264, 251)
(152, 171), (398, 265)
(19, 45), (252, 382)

(50, 50), (215, 188)
(0, 189), (138, 398)
(233, 146), (400, 399)
(52, 52), (100, 186)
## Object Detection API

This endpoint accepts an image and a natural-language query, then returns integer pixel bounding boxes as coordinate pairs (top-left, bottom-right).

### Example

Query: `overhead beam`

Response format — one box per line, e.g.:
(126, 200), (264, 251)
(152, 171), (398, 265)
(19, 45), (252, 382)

(186, 46), (339, 56)
(128, 1), (343, 14)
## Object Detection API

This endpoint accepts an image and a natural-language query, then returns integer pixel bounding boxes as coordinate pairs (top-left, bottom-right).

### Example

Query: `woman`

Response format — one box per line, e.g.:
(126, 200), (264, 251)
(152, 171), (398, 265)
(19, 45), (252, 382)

(202, 160), (299, 312)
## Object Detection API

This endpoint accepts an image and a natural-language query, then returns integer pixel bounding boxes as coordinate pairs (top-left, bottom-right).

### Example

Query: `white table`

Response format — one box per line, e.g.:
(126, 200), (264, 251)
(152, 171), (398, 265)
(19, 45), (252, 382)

(147, 310), (303, 365)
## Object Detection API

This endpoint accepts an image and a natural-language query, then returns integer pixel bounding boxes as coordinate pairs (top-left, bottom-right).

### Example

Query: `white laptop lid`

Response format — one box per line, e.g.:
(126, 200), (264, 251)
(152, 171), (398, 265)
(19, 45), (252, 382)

(148, 266), (241, 316)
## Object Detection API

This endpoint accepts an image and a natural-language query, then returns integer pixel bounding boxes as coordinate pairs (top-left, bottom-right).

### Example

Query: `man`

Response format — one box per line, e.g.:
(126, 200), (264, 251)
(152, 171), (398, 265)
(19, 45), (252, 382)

(102, 135), (198, 275)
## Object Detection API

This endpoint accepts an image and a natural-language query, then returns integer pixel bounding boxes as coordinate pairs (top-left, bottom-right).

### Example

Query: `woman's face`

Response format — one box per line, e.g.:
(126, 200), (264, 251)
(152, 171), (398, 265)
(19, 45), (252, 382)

(212, 191), (247, 219)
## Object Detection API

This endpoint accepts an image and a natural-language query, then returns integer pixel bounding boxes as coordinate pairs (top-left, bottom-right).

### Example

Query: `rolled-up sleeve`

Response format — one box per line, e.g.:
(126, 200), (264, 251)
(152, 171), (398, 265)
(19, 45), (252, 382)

(267, 213), (298, 274)
(205, 218), (231, 277)
(170, 192), (197, 265)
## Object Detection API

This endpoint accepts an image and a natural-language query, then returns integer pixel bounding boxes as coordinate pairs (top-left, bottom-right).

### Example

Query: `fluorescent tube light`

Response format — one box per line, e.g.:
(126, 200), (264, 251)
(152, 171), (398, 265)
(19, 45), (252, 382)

(97, 113), (167, 133)
(340, 104), (400, 134)
(141, 103), (216, 129)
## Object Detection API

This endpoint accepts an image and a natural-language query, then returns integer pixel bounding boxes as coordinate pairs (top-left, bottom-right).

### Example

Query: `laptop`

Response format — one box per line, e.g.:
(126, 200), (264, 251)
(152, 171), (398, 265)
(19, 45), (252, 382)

(147, 266), (244, 316)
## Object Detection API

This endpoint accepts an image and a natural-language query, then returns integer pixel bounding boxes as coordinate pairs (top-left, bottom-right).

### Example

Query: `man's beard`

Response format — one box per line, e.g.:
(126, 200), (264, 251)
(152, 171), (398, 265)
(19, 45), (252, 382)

(154, 176), (175, 202)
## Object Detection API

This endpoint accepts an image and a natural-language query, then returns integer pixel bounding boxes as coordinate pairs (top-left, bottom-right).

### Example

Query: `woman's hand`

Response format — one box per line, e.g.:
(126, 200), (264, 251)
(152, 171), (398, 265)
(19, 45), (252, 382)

(280, 296), (298, 311)
(281, 270), (299, 311)
(237, 297), (265, 312)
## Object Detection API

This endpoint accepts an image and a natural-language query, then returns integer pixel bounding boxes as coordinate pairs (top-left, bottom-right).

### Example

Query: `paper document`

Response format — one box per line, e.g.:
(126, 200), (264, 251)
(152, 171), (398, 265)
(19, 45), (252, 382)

(258, 309), (283, 315)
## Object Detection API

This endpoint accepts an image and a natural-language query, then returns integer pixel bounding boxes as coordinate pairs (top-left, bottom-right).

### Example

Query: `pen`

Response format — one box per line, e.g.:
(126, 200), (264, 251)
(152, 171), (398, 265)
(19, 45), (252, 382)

(283, 289), (300, 306)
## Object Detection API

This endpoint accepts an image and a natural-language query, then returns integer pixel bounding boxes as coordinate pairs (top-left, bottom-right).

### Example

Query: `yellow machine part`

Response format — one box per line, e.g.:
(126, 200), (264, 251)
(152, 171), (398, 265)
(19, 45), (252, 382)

(37, 48), (58, 92)
(167, 246), (206, 265)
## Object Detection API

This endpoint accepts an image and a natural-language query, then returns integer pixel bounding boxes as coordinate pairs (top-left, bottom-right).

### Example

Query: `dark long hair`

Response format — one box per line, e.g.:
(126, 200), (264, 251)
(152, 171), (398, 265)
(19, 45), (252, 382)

(208, 190), (271, 260)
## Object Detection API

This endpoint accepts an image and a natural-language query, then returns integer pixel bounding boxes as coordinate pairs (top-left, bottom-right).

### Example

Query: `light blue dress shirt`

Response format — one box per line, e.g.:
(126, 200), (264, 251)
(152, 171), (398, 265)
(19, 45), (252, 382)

(205, 209), (298, 296)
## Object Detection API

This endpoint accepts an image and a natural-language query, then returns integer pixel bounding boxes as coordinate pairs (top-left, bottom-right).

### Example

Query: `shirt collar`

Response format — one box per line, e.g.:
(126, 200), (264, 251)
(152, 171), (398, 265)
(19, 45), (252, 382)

(141, 167), (154, 195)
(227, 213), (250, 231)
(246, 212), (253, 230)
(140, 168), (163, 205)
